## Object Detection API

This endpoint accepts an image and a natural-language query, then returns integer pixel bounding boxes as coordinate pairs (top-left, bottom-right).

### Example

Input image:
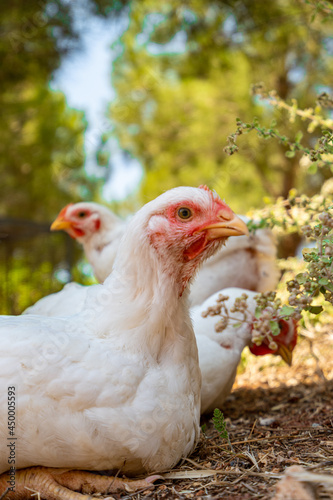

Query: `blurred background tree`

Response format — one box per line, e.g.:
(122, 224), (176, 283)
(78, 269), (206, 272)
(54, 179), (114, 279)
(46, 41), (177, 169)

(108, 0), (333, 213)
(0, 0), (129, 312)
(0, 0), (129, 219)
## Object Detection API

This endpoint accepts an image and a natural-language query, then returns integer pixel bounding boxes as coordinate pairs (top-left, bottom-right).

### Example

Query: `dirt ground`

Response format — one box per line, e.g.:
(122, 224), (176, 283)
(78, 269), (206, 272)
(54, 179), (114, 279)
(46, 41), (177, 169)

(115, 324), (333, 500)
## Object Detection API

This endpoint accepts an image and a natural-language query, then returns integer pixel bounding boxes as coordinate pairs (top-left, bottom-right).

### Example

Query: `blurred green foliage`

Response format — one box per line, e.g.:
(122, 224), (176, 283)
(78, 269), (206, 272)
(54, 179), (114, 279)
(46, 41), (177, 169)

(0, 1), (127, 313)
(0, 1), (111, 219)
(108, 0), (333, 212)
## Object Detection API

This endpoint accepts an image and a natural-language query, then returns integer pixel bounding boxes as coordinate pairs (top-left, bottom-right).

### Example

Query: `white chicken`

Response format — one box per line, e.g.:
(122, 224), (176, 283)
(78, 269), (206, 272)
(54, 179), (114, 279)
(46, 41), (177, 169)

(0, 186), (249, 499)
(50, 202), (126, 283)
(192, 288), (298, 414)
(47, 201), (278, 302)
(24, 283), (297, 416)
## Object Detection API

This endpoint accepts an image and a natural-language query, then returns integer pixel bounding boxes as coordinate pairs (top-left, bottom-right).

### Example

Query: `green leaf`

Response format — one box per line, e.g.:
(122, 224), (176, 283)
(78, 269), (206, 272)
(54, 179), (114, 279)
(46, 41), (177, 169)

(318, 278), (329, 285)
(269, 320), (280, 336)
(305, 305), (323, 314)
(212, 409), (229, 441)
(280, 305), (295, 316)
(295, 131), (303, 143)
(254, 307), (261, 319)
(232, 322), (242, 328)
(285, 150), (296, 158)
(296, 273), (308, 284)
(308, 163), (318, 174)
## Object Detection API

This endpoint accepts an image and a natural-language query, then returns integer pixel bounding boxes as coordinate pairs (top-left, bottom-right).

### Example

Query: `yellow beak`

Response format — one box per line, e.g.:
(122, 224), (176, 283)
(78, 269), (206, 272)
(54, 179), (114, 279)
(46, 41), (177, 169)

(200, 213), (249, 240)
(276, 344), (293, 366)
(50, 218), (73, 232)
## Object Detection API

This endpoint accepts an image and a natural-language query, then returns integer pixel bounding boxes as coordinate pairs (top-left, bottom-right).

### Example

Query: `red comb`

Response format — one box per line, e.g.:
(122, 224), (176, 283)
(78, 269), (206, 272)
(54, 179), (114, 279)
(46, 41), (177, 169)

(199, 185), (224, 206)
(57, 203), (73, 218)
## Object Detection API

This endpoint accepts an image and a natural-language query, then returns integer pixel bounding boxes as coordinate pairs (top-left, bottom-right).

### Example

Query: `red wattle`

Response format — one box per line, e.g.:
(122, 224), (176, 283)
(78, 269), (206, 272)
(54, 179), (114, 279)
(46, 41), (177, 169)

(183, 235), (207, 261)
(71, 227), (85, 238)
(249, 344), (274, 356)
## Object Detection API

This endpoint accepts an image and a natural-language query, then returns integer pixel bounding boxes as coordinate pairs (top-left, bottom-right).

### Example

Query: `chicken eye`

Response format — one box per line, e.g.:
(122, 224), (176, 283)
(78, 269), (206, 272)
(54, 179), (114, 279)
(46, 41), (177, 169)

(177, 207), (192, 220)
(77, 212), (86, 218)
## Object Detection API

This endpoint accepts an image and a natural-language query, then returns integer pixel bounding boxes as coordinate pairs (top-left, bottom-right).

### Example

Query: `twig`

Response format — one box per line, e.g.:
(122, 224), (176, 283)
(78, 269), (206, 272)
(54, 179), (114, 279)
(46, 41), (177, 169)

(212, 433), (302, 448)
(108, 462), (123, 491)
(264, 92), (333, 131)
(243, 449), (260, 471)
(248, 419), (257, 440)
(121, 484), (156, 499)
(212, 470), (282, 480)
(0, 489), (9, 500)
(24, 488), (41, 499)
(184, 457), (212, 470)
(242, 481), (257, 493)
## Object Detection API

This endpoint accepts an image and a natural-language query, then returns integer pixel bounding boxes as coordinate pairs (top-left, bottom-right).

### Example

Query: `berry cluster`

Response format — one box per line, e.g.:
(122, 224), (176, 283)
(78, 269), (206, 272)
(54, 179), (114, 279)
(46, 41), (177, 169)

(201, 291), (298, 349)
(286, 210), (333, 312)
(201, 293), (249, 333)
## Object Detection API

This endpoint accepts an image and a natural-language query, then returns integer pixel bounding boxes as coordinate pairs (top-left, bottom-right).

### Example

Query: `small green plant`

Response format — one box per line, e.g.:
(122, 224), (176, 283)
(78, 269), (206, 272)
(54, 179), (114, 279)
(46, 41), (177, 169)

(212, 408), (234, 451)
(212, 408), (229, 440)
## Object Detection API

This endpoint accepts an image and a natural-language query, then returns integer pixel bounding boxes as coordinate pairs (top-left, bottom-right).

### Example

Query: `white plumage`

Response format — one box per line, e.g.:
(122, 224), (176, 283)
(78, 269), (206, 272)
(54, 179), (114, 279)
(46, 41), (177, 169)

(1, 186), (249, 498)
(24, 282), (86, 317)
(24, 283), (297, 417)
